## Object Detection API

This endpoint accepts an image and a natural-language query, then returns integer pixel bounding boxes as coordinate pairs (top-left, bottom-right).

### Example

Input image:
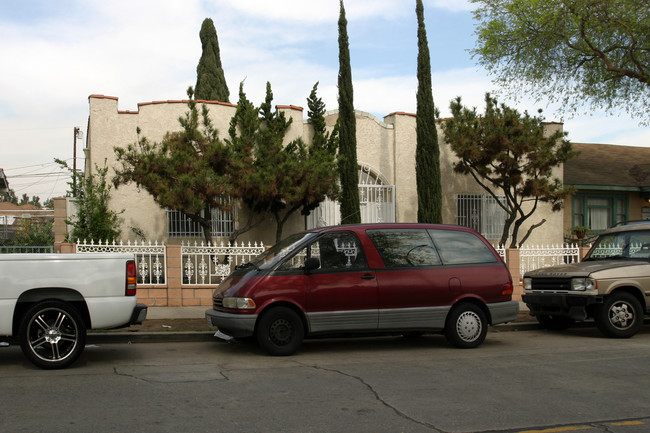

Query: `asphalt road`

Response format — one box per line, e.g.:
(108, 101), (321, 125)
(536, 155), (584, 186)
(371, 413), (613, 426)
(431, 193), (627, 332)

(1, 325), (649, 433)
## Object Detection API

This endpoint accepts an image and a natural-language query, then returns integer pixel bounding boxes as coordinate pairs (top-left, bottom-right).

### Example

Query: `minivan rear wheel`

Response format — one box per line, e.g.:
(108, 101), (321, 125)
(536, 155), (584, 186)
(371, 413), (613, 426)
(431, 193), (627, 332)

(445, 303), (487, 348)
(256, 306), (304, 356)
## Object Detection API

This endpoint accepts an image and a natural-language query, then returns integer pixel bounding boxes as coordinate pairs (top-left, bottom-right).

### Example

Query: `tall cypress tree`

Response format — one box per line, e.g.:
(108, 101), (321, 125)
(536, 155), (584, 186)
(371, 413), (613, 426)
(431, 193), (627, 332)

(337, 0), (361, 224)
(415, 0), (442, 223)
(195, 18), (230, 103)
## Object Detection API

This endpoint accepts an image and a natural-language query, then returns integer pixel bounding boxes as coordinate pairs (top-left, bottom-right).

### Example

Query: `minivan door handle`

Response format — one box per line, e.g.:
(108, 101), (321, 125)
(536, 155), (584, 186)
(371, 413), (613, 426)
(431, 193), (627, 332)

(361, 274), (375, 280)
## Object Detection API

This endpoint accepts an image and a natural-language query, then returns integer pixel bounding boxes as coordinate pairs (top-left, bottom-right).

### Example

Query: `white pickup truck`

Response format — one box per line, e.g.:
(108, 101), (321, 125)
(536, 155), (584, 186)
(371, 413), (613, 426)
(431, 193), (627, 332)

(0, 253), (147, 369)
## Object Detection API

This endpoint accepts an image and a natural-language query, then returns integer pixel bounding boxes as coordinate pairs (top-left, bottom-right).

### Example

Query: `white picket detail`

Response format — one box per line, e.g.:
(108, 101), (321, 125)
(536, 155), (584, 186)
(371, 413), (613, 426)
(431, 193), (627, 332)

(181, 241), (266, 286)
(76, 239), (167, 285)
(518, 243), (581, 275)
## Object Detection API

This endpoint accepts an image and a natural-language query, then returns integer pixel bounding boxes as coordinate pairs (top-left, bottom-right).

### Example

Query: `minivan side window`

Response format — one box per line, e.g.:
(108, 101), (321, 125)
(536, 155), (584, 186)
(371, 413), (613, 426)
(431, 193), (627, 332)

(277, 231), (367, 271)
(428, 229), (497, 265)
(367, 229), (442, 267)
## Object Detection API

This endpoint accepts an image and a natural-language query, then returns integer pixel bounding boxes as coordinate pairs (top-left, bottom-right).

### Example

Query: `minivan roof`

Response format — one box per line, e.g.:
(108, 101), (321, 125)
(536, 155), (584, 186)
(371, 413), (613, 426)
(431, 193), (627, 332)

(306, 223), (478, 233)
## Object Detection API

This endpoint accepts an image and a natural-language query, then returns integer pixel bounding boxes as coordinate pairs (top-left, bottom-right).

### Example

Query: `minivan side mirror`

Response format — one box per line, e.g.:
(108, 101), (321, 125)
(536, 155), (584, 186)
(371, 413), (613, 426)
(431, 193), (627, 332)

(304, 257), (321, 274)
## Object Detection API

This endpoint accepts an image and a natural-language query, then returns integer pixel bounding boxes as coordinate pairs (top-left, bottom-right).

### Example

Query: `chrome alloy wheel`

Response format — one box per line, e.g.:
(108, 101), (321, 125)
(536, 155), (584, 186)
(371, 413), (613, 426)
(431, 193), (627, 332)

(26, 307), (80, 364)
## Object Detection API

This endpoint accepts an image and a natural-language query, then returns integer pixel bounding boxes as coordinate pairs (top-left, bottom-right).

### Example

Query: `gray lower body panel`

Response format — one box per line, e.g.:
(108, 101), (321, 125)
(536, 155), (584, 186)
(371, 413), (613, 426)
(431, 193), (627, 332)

(378, 306), (449, 330)
(488, 301), (519, 325)
(307, 306), (451, 334)
(307, 310), (378, 333)
(205, 309), (257, 338)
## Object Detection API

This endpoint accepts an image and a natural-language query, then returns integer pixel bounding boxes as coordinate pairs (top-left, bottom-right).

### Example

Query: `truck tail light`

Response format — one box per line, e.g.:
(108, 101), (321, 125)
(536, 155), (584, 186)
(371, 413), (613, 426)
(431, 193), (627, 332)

(126, 260), (137, 296)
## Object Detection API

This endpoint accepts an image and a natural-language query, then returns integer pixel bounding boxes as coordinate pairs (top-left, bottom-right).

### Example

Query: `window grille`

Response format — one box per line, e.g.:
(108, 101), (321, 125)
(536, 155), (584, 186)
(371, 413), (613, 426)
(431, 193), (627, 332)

(307, 164), (395, 228)
(456, 194), (506, 240)
(167, 199), (237, 238)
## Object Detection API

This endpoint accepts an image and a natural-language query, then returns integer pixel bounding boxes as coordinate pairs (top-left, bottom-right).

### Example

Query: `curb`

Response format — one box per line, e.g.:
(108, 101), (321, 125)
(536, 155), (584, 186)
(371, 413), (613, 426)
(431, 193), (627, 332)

(87, 331), (217, 344)
(88, 321), (545, 344)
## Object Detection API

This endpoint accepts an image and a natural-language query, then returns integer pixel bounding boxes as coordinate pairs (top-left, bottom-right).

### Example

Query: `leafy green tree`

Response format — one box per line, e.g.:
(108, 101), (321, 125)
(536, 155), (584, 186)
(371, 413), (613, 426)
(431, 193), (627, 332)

(9, 218), (54, 247)
(195, 18), (230, 103)
(114, 87), (230, 244)
(1, 188), (18, 204)
(337, 0), (361, 224)
(226, 82), (339, 242)
(56, 159), (122, 242)
(0, 189), (43, 208)
(276, 83), (340, 241)
(441, 94), (578, 247)
(415, 0), (442, 223)
(471, 0), (650, 121)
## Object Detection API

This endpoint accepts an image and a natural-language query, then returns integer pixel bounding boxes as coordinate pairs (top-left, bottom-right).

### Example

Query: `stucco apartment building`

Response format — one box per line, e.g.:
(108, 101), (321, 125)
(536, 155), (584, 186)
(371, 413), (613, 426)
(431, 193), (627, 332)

(81, 94), (566, 246)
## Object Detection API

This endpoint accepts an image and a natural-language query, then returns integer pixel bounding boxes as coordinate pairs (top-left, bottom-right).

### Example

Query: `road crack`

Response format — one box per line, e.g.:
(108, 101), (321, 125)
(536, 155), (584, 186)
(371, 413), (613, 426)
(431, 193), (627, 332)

(300, 362), (445, 432)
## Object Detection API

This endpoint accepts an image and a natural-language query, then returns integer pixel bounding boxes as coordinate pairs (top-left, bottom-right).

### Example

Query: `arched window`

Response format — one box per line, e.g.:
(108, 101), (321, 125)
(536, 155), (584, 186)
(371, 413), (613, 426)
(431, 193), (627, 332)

(307, 163), (395, 228)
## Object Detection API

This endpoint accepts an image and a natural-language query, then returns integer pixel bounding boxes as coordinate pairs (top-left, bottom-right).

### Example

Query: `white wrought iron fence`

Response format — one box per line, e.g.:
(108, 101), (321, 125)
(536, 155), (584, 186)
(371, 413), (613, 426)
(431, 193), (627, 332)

(181, 241), (266, 286)
(493, 245), (506, 262)
(76, 240), (167, 285)
(518, 243), (581, 276)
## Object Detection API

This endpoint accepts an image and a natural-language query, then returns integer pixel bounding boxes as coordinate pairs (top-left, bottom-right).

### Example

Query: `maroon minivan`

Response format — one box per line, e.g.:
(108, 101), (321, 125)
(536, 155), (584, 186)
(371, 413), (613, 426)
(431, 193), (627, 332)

(205, 223), (518, 355)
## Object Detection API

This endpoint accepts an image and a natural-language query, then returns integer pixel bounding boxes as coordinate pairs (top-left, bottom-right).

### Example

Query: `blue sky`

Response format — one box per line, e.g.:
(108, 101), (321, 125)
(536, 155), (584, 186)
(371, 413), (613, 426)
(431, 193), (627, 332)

(1, 0), (648, 201)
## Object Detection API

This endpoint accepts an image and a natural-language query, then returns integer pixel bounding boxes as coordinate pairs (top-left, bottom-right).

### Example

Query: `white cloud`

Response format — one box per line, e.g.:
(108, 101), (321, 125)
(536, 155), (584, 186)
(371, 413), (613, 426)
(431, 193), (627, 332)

(0, 0), (648, 201)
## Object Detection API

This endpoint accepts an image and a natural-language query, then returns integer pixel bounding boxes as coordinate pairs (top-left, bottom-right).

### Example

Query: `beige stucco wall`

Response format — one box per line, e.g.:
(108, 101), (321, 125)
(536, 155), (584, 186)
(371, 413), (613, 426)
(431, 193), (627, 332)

(85, 95), (565, 246)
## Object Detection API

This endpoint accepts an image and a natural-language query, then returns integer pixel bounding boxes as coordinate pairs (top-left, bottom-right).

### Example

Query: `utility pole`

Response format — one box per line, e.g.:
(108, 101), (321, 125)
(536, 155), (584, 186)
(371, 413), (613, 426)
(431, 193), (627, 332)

(73, 127), (82, 196)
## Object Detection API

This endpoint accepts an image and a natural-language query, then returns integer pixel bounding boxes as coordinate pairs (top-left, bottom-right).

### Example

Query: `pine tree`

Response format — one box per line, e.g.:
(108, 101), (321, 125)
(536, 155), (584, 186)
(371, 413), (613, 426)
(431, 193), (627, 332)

(195, 18), (230, 103)
(415, 0), (442, 223)
(113, 88), (231, 244)
(337, 0), (361, 224)
(441, 94), (578, 247)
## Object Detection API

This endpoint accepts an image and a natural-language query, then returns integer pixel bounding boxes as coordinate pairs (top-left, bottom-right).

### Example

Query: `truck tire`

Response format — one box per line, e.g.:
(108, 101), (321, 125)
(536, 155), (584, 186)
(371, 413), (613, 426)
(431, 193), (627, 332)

(537, 314), (575, 331)
(256, 306), (304, 356)
(445, 303), (487, 348)
(19, 300), (87, 369)
(594, 292), (643, 338)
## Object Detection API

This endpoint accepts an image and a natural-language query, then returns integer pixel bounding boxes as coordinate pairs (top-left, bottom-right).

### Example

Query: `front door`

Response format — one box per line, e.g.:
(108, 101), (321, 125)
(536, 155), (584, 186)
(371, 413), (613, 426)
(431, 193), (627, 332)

(303, 231), (378, 333)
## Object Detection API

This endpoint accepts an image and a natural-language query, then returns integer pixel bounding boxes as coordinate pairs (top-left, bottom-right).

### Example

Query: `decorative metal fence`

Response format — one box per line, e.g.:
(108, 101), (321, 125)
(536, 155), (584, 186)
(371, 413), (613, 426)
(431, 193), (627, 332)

(518, 243), (581, 276)
(76, 240), (167, 285)
(72, 239), (584, 289)
(181, 241), (266, 286)
(493, 244), (506, 262)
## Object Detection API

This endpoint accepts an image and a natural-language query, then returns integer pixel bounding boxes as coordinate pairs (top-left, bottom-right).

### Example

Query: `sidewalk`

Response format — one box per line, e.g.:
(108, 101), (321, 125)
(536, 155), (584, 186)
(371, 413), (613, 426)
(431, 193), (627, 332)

(146, 306), (208, 320)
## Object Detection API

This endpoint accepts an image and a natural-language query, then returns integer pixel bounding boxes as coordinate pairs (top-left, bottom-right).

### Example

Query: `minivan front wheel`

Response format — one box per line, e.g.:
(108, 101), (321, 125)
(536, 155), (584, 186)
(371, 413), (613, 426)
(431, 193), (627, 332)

(445, 303), (487, 348)
(256, 306), (304, 356)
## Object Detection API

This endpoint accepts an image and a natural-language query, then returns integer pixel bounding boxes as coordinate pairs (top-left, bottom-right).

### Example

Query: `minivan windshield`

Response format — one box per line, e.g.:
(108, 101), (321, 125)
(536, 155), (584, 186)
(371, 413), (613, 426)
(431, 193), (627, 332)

(584, 229), (650, 261)
(247, 232), (317, 270)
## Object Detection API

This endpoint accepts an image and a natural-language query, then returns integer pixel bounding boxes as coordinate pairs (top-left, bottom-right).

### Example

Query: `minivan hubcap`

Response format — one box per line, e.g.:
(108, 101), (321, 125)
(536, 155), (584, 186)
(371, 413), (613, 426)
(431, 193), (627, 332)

(456, 311), (481, 342)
